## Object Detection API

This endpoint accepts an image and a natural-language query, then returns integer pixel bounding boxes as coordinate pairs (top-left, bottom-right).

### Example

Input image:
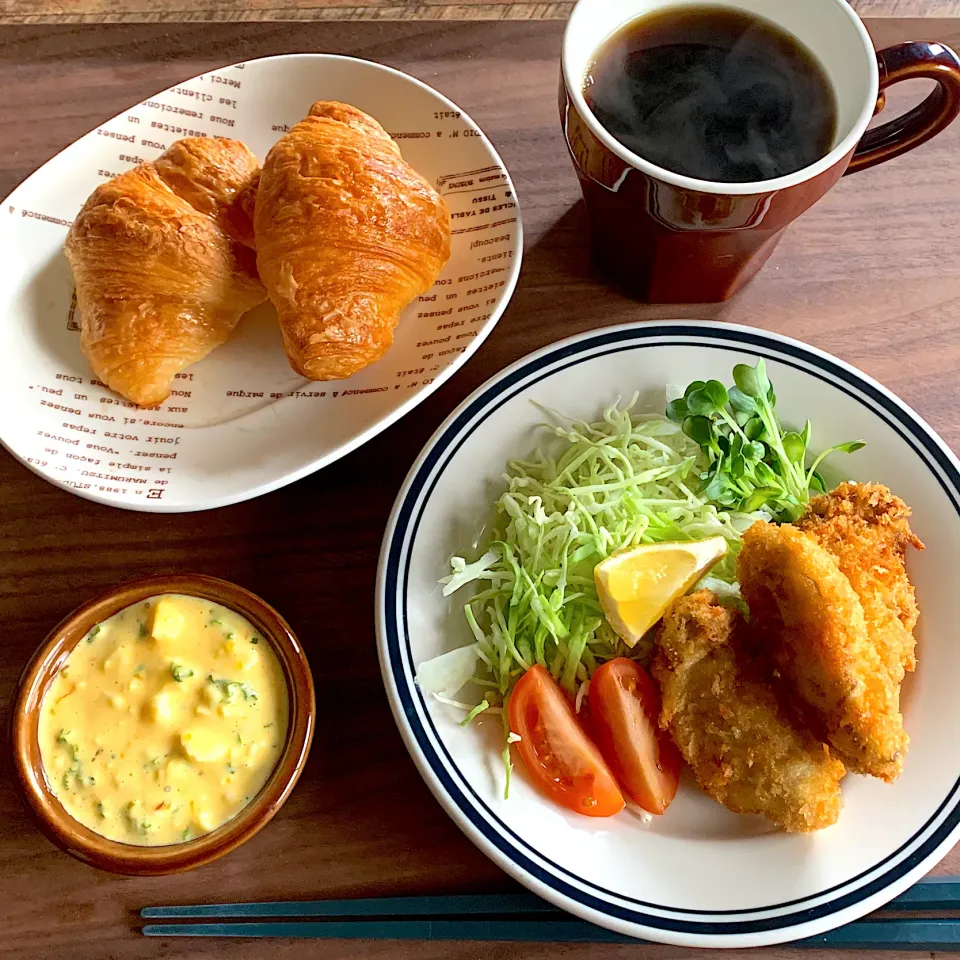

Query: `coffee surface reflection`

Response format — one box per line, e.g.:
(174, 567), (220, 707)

(583, 6), (838, 183)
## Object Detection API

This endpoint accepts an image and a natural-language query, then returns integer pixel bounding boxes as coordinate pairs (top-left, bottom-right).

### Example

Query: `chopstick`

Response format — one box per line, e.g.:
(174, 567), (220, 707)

(884, 876), (960, 910)
(143, 877), (960, 921)
(141, 918), (633, 942)
(142, 891), (556, 919)
(142, 878), (960, 945)
(141, 917), (960, 948)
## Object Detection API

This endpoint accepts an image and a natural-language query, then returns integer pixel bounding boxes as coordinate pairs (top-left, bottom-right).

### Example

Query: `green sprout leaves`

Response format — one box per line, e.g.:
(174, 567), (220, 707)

(667, 360), (864, 522)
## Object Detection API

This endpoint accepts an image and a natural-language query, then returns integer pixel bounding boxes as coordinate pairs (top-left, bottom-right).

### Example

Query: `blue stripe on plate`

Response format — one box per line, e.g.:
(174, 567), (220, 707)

(380, 323), (960, 937)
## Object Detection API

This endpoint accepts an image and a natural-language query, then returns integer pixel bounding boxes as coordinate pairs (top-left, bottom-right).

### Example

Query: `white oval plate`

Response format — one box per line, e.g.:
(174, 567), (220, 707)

(0, 54), (522, 512)
(376, 320), (960, 948)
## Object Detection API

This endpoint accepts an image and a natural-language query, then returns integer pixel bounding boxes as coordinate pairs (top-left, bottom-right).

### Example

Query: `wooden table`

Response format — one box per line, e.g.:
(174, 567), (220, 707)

(3, 15), (960, 960)
(0, 0), (958, 24)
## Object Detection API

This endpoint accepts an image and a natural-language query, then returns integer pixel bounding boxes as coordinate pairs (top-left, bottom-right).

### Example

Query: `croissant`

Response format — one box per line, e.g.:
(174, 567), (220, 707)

(65, 137), (266, 407)
(254, 101), (451, 380)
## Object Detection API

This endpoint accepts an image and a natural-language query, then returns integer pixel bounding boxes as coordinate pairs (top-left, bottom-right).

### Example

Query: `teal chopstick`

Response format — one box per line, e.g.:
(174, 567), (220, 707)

(141, 917), (960, 948)
(142, 919), (632, 942)
(141, 877), (960, 921)
(883, 876), (960, 911)
(800, 920), (960, 950)
(142, 892), (555, 919)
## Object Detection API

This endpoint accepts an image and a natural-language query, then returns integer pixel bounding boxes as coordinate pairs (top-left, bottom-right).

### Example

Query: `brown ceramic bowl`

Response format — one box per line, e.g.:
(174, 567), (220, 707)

(11, 573), (315, 875)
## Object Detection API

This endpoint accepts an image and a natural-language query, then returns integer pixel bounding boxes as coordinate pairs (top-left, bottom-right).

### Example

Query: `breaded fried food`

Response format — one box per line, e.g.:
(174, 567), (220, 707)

(653, 591), (845, 832)
(738, 521), (907, 782)
(797, 482), (924, 681)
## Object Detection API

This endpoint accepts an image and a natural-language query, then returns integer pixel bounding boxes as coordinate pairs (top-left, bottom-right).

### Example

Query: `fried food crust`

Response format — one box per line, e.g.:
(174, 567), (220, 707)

(738, 520), (907, 782)
(653, 591), (844, 832)
(797, 482), (923, 679)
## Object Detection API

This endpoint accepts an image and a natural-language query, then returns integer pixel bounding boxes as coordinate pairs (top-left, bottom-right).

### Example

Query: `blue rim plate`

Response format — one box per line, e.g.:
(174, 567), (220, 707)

(375, 320), (960, 947)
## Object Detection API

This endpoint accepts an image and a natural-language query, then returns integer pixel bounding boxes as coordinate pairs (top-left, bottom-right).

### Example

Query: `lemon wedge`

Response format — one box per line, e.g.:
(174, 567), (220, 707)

(594, 537), (728, 647)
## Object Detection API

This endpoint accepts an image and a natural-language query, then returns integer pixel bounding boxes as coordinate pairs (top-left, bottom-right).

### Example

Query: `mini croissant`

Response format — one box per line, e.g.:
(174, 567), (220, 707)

(65, 138), (266, 407)
(254, 101), (451, 380)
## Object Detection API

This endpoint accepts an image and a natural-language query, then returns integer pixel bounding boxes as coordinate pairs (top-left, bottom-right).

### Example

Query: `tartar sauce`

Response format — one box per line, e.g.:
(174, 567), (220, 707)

(38, 594), (288, 846)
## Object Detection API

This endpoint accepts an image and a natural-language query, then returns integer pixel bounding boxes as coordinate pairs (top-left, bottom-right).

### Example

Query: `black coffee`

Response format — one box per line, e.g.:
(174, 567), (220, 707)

(583, 6), (838, 183)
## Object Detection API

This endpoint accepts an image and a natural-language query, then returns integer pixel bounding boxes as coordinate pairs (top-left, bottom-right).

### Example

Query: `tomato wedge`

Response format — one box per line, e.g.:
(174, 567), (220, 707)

(588, 658), (680, 815)
(508, 665), (624, 818)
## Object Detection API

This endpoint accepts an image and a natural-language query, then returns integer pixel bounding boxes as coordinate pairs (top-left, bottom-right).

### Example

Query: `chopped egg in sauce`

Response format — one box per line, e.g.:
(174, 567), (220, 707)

(38, 594), (288, 846)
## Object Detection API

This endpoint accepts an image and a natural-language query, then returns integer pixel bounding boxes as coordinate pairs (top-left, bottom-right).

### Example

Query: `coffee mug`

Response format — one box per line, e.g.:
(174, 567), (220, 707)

(560, 0), (960, 303)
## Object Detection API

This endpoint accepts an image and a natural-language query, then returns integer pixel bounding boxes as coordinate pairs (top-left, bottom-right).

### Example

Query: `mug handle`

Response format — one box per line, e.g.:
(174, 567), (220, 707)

(845, 41), (960, 175)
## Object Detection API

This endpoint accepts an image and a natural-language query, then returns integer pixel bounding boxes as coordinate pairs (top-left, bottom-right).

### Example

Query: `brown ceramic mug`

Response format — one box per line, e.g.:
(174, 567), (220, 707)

(560, 0), (960, 303)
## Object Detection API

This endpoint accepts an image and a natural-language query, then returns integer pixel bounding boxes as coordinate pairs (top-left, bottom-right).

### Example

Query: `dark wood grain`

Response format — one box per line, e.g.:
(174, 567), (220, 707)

(0, 0), (957, 25)
(2, 17), (960, 960)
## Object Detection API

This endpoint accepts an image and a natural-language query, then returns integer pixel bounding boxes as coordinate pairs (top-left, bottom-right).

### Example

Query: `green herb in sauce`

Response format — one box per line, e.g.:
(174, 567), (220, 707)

(206, 675), (258, 703)
(56, 730), (95, 790)
(125, 801), (156, 837)
(171, 663), (195, 682)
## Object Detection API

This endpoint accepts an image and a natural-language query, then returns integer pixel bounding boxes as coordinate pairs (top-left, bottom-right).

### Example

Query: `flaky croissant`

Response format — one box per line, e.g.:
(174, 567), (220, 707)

(254, 101), (451, 380)
(65, 137), (266, 407)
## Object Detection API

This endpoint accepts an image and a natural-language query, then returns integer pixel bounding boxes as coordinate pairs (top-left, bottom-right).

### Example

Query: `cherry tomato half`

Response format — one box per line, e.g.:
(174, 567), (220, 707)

(508, 665), (624, 818)
(588, 658), (680, 815)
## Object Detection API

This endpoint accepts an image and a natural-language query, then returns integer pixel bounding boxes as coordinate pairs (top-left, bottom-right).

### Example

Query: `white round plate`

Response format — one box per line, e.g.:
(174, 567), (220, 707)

(376, 320), (960, 948)
(0, 54), (522, 512)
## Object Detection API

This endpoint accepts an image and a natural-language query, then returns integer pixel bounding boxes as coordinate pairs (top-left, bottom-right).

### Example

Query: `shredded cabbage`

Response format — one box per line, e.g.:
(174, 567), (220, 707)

(432, 397), (768, 706)
(414, 643), (481, 700)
